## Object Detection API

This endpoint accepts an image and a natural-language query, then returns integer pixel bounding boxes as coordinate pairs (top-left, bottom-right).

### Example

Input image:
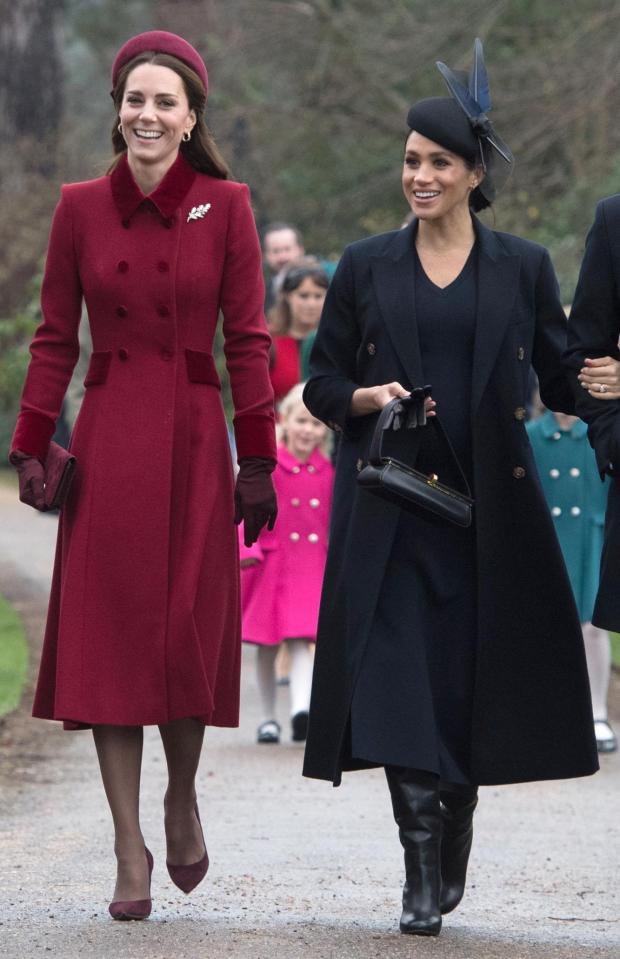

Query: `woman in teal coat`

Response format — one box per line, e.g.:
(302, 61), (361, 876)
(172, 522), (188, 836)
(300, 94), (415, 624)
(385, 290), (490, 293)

(527, 409), (616, 752)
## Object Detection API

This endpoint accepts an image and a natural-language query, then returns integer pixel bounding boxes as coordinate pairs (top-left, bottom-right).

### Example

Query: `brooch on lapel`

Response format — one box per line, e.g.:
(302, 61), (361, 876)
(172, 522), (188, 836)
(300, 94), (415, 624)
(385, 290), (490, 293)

(187, 203), (211, 222)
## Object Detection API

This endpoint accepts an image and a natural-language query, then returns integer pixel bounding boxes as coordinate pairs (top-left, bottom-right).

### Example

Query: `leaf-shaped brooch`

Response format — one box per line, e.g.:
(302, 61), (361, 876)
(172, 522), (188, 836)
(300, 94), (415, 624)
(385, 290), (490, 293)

(187, 203), (211, 222)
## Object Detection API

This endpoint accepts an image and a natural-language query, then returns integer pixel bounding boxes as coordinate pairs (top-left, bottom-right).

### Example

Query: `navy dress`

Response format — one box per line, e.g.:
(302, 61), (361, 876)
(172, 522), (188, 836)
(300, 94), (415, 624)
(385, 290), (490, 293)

(350, 245), (478, 785)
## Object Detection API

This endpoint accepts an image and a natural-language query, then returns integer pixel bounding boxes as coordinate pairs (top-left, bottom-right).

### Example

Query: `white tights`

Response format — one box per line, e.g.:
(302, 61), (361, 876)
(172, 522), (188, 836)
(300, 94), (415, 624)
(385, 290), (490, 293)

(256, 639), (314, 722)
(582, 622), (611, 722)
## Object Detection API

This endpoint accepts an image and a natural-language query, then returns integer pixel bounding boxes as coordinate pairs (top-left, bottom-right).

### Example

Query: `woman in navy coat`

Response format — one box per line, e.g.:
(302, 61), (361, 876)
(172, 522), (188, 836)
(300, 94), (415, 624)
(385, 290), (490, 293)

(303, 41), (597, 937)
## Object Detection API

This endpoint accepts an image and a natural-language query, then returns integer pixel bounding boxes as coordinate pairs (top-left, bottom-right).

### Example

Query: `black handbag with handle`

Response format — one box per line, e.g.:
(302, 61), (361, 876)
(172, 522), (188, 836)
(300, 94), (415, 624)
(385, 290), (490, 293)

(357, 392), (474, 527)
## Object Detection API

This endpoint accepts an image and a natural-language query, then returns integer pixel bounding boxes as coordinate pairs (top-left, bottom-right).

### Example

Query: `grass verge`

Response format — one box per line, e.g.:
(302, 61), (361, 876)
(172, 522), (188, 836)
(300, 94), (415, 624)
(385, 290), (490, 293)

(0, 594), (28, 717)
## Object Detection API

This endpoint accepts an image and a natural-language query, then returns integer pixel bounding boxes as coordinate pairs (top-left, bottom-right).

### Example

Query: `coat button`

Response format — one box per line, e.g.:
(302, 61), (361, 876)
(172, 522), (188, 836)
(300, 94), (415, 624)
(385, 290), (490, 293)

(157, 305), (170, 317)
(570, 468), (581, 477)
(161, 348), (174, 361)
(116, 305), (128, 318)
(551, 506), (562, 517)
(514, 407), (526, 421)
(309, 498), (320, 508)
(157, 261), (169, 273)
(308, 533), (319, 543)
(292, 466), (301, 474)
(367, 342), (376, 355)
(552, 432), (562, 440)
(307, 464), (316, 473)
(356, 458), (363, 472)
(117, 260), (129, 273)
(290, 532), (300, 541)
(549, 468), (560, 478)
(118, 348), (129, 361)
(571, 506), (581, 516)
(291, 497), (300, 506)
(512, 466), (526, 479)
(517, 347), (525, 361)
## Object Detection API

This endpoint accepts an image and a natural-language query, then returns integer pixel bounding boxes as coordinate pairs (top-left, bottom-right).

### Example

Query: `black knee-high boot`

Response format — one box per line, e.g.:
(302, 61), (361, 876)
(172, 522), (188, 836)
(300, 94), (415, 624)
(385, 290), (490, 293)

(439, 785), (478, 914)
(385, 765), (442, 936)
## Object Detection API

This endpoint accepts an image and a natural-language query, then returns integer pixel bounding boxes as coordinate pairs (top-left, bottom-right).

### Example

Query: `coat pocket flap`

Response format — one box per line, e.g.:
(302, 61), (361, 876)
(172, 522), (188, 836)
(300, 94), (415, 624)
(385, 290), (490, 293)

(185, 349), (221, 388)
(84, 350), (112, 387)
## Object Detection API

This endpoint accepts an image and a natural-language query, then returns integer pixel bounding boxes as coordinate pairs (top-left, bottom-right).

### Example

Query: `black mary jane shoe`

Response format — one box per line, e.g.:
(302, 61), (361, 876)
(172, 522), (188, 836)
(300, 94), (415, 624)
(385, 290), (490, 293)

(291, 710), (309, 742)
(257, 719), (281, 744)
(595, 719), (618, 754)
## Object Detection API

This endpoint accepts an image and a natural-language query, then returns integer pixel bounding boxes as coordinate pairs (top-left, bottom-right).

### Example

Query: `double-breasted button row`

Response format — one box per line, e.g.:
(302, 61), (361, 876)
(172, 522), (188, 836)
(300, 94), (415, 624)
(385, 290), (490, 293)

(292, 464), (316, 474)
(289, 532), (320, 543)
(549, 467), (581, 478)
(290, 497), (321, 507)
(551, 506), (582, 517)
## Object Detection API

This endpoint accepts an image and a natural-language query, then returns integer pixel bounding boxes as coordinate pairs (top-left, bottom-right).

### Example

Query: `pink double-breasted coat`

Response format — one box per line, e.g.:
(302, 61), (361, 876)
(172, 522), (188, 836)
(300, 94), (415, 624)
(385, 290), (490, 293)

(11, 153), (276, 728)
(239, 445), (334, 645)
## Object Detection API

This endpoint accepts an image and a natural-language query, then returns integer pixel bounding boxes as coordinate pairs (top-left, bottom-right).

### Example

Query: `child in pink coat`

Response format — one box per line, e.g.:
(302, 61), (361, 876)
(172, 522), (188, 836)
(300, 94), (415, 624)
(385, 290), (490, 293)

(239, 383), (334, 744)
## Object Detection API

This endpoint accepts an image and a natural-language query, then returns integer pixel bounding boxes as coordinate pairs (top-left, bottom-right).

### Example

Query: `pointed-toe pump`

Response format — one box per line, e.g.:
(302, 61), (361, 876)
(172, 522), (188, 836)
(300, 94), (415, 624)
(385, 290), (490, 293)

(385, 766), (442, 937)
(439, 786), (478, 915)
(108, 847), (154, 921)
(166, 804), (209, 894)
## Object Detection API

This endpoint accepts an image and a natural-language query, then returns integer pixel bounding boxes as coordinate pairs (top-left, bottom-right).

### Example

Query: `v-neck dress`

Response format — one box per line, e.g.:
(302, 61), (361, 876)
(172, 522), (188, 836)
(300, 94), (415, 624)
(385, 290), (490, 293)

(349, 245), (478, 784)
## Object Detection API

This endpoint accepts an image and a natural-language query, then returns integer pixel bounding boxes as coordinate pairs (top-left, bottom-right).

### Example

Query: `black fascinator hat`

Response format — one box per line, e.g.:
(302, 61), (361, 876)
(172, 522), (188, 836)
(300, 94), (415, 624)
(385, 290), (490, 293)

(407, 38), (514, 209)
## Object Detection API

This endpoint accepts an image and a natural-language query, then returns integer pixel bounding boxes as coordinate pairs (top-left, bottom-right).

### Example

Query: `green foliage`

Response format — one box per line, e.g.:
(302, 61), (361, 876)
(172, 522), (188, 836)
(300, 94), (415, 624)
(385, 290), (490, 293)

(0, 594), (28, 718)
(0, 275), (42, 424)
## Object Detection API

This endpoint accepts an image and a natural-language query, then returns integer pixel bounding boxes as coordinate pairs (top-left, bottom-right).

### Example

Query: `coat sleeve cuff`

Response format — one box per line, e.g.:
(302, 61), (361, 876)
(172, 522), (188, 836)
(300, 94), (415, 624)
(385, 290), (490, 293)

(233, 413), (277, 462)
(10, 411), (56, 461)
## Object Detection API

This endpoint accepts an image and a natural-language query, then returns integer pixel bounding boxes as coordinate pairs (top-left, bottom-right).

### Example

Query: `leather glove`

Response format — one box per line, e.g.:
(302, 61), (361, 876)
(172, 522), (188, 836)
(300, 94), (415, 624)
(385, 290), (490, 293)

(9, 450), (46, 511)
(234, 457), (278, 547)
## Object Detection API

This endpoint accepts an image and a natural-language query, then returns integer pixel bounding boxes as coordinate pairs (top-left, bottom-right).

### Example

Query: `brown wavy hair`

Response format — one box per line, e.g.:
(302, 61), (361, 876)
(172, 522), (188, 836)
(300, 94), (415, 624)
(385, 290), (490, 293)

(108, 51), (231, 178)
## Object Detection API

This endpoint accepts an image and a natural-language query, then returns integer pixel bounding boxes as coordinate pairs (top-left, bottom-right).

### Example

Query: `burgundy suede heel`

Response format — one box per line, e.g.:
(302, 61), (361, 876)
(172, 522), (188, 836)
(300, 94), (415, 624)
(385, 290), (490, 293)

(166, 805), (209, 894)
(108, 847), (154, 921)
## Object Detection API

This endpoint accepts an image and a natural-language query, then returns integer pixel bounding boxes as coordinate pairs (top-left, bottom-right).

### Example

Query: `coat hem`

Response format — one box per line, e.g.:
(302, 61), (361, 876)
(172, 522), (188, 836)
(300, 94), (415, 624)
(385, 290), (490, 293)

(32, 709), (240, 730)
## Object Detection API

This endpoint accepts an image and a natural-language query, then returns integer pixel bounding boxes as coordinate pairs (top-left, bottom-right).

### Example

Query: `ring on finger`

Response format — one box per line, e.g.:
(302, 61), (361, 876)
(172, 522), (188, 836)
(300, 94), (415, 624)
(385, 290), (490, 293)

(599, 384), (608, 393)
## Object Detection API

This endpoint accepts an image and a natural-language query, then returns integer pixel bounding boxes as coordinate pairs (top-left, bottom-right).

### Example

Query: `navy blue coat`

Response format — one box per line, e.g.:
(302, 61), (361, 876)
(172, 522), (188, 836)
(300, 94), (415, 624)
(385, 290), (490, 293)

(566, 195), (620, 631)
(303, 217), (598, 786)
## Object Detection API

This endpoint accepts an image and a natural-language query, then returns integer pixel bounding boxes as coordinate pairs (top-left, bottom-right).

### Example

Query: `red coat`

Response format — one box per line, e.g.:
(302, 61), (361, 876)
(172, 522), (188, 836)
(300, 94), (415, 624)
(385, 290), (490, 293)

(11, 153), (276, 729)
(238, 445), (334, 644)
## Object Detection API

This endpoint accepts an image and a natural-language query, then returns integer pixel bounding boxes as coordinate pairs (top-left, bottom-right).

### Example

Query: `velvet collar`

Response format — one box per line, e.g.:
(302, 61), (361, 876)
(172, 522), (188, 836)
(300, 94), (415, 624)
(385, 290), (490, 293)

(109, 152), (197, 224)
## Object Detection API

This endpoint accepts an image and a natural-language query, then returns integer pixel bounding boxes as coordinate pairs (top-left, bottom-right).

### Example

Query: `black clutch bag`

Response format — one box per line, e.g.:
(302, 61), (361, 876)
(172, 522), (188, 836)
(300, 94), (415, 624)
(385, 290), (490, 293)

(357, 392), (474, 527)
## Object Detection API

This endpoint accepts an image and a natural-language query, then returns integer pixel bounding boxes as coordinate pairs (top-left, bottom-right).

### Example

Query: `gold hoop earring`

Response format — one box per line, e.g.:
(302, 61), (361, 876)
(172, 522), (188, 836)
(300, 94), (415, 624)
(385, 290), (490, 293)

(182, 131), (191, 143)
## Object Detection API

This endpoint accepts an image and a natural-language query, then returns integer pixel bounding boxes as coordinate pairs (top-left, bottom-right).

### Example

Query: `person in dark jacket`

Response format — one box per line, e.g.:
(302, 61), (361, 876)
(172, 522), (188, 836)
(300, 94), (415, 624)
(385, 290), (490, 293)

(565, 196), (620, 645)
(303, 39), (598, 938)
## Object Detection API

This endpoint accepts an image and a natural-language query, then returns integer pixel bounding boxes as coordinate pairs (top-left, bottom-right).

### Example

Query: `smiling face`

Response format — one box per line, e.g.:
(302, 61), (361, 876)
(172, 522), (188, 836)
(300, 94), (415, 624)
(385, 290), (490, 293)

(402, 131), (481, 223)
(119, 62), (196, 173)
(280, 401), (327, 462)
(286, 276), (327, 338)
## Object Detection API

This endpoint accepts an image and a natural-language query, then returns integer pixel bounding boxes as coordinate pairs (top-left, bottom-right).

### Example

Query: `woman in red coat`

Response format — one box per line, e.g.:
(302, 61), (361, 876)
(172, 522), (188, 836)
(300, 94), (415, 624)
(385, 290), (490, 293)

(9, 31), (277, 920)
(268, 259), (329, 402)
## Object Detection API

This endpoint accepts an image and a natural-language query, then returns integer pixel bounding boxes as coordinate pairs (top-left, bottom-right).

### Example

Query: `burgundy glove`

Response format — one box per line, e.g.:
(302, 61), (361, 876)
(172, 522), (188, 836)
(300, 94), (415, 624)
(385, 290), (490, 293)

(234, 457), (278, 547)
(9, 450), (46, 511)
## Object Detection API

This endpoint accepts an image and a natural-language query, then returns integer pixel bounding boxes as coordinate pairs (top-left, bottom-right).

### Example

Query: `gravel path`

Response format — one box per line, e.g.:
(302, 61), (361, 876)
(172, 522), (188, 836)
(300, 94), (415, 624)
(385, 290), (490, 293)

(1, 482), (618, 958)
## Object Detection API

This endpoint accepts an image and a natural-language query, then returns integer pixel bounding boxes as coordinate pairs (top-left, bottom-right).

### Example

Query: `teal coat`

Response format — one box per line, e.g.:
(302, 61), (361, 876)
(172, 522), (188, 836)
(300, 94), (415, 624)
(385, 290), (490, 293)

(527, 411), (608, 621)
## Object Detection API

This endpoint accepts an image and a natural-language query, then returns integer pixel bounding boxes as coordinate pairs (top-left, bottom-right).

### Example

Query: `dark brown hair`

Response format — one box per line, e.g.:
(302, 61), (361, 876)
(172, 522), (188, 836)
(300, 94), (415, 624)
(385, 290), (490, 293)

(109, 51), (231, 179)
(270, 258), (330, 335)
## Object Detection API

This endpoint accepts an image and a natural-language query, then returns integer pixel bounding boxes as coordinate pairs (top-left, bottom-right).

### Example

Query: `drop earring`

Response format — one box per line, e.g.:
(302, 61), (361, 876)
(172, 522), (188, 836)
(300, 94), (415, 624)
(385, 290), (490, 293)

(182, 131), (191, 143)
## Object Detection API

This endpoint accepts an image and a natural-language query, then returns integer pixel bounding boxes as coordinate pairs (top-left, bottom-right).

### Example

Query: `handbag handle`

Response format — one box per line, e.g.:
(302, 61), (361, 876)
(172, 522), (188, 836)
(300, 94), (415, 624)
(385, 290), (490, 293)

(368, 396), (472, 498)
